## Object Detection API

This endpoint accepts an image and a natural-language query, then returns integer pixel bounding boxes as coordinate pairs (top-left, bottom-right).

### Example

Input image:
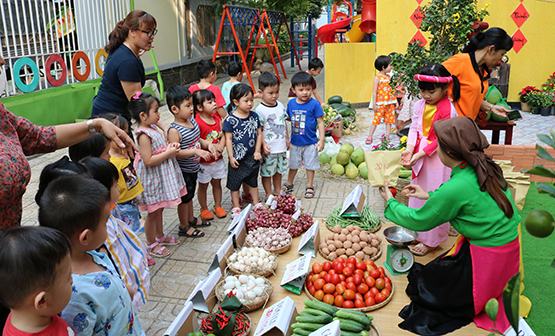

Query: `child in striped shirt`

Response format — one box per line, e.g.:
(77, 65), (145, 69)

(167, 86), (215, 238)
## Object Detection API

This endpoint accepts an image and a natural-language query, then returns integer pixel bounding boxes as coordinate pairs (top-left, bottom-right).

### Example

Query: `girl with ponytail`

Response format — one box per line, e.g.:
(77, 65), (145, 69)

(443, 27), (513, 120)
(400, 63), (459, 256)
(92, 10), (157, 119)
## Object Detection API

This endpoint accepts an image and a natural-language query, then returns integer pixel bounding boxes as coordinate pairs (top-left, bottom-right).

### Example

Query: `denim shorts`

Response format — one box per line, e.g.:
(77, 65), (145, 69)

(114, 200), (142, 232)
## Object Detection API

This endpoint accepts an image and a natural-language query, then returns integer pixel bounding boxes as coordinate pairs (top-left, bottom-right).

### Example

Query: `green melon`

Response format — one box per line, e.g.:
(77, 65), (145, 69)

(331, 164), (345, 176)
(351, 148), (365, 166)
(336, 151), (350, 166)
(345, 162), (359, 179)
(330, 155), (338, 166)
(525, 209), (554, 238)
(319, 152), (331, 164)
(358, 162), (368, 179)
(340, 143), (355, 156)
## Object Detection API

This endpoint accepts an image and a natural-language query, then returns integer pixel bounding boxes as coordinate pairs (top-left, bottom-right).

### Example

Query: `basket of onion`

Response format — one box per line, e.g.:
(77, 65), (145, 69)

(245, 227), (292, 254)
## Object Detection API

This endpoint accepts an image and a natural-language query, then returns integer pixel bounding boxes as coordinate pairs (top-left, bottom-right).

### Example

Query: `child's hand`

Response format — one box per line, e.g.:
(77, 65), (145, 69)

(208, 143), (219, 157)
(286, 140), (291, 150)
(409, 150), (425, 166)
(263, 143), (271, 155)
(166, 143), (180, 157)
(254, 151), (262, 161)
(401, 150), (412, 166)
(230, 157), (239, 168)
(196, 149), (212, 161)
(317, 140), (325, 152)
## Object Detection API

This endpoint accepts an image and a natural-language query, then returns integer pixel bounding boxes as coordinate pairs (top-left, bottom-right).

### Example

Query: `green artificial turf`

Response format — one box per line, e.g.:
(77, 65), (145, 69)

(520, 182), (555, 334)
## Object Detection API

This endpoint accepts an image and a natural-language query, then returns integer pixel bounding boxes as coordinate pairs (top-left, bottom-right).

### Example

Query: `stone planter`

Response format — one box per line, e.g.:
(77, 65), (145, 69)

(551, 106), (555, 116)
(540, 107), (552, 116)
(520, 101), (531, 112)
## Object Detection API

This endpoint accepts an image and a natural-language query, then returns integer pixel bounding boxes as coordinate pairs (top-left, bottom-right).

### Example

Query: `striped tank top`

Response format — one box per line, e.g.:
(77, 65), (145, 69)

(169, 119), (201, 173)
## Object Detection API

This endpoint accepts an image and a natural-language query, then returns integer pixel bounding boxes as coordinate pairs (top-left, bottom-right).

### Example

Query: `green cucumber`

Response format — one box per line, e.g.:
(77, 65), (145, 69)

(340, 331), (365, 336)
(292, 328), (311, 336)
(292, 323), (325, 332)
(296, 314), (333, 324)
(302, 308), (333, 318)
(334, 319), (366, 332)
(304, 300), (338, 316)
(328, 95), (343, 104)
(335, 310), (372, 327)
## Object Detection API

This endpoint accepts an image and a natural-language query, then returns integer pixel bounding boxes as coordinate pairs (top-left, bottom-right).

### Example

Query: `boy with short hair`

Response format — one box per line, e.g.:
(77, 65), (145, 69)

(255, 72), (289, 198)
(39, 175), (144, 335)
(188, 60), (227, 118)
(167, 85), (215, 237)
(0, 226), (74, 335)
(284, 72), (325, 199)
(221, 62), (243, 108)
(288, 57), (324, 104)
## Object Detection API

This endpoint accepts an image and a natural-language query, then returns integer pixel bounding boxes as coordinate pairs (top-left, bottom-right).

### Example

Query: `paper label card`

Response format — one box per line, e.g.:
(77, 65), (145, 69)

(228, 204), (252, 234)
(281, 255), (311, 294)
(164, 301), (194, 336)
(298, 221), (319, 257)
(340, 185), (365, 218)
(504, 318), (536, 336)
(209, 235), (234, 272)
(266, 194), (275, 206)
(187, 268), (222, 313)
(254, 297), (297, 336)
(309, 320), (341, 336)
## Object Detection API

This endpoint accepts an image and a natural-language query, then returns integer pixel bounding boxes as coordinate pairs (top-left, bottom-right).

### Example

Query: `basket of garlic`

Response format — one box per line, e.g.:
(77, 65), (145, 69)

(216, 275), (273, 313)
(227, 247), (278, 277)
(245, 227), (292, 254)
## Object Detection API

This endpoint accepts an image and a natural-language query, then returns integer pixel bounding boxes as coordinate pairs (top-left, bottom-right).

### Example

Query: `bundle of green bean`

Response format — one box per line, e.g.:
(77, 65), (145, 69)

(325, 206), (380, 232)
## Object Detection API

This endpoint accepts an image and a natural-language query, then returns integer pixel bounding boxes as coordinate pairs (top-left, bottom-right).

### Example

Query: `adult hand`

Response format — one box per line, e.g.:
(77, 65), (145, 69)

(378, 186), (393, 201)
(94, 119), (137, 158)
(491, 105), (510, 117)
(401, 184), (429, 200)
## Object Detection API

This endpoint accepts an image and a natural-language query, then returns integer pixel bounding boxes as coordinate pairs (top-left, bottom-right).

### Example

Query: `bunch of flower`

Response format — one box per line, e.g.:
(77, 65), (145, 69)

(542, 72), (555, 93)
(371, 135), (405, 151)
(519, 86), (540, 102)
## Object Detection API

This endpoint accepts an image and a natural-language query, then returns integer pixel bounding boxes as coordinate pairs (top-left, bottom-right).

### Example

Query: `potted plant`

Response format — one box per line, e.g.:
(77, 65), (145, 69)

(541, 72), (555, 115)
(518, 86), (539, 112)
(526, 91), (552, 116)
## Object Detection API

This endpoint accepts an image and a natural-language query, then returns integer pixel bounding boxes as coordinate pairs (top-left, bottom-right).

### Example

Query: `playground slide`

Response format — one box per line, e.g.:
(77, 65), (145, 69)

(317, 17), (352, 44)
(345, 15), (364, 42)
(359, 0), (376, 33)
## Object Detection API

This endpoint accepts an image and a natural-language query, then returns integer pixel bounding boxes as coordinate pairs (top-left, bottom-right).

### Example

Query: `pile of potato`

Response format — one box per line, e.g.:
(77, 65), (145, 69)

(319, 226), (382, 261)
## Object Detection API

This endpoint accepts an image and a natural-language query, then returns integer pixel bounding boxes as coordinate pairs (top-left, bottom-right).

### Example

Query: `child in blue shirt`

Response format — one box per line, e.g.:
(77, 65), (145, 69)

(39, 175), (144, 336)
(221, 62), (243, 109)
(284, 72), (325, 199)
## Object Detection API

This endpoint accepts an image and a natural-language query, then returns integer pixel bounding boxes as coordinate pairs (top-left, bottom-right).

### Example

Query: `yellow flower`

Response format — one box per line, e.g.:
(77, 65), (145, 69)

(452, 13), (461, 23)
(400, 135), (408, 144)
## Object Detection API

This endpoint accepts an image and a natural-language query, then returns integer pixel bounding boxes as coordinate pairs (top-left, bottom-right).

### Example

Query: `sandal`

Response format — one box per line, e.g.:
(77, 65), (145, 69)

(146, 255), (156, 266)
(156, 235), (179, 246)
(189, 216), (211, 228)
(408, 243), (437, 256)
(148, 242), (171, 258)
(283, 183), (294, 194)
(304, 187), (315, 199)
(365, 136), (373, 145)
(178, 227), (205, 238)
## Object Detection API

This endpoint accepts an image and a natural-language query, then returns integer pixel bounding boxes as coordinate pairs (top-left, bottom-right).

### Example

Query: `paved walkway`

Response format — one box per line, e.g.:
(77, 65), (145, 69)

(19, 57), (555, 335)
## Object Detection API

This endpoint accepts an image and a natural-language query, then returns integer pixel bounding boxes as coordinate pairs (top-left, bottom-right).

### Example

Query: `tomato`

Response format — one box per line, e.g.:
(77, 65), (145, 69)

(357, 283), (369, 294)
(330, 274), (340, 285)
(378, 266), (385, 277)
(323, 283), (336, 294)
(345, 276), (353, 283)
(307, 285), (315, 295)
(375, 278), (385, 290)
(324, 273), (332, 283)
(354, 299), (365, 308)
(369, 269), (380, 279)
(353, 274), (363, 286)
(356, 261), (367, 271)
(385, 277), (392, 285)
(312, 263), (323, 274)
(381, 288), (391, 298)
(323, 294), (335, 305)
(374, 293), (385, 304)
(339, 274), (345, 281)
(314, 279), (325, 290)
(355, 293), (363, 302)
(333, 262), (344, 274)
(365, 276), (376, 288)
(342, 300), (355, 309)
(328, 269), (336, 275)
(365, 296), (376, 307)
(343, 289), (356, 300)
(319, 271), (327, 278)
(334, 295), (344, 307)
(314, 290), (324, 301)
(370, 287), (380, 296)
(347, 257), (357, 265)
(342, 266), (354, 277)
(312, 274), (320, 281)
(368, 260), (377, 269)
(385, 282), (392, 291)
(322, 261), (332, 272)
(346, 282), (357, 291)
(364, 291), (373, 300)
(335, 283), (345, 295)
(354, 269), (364, 277)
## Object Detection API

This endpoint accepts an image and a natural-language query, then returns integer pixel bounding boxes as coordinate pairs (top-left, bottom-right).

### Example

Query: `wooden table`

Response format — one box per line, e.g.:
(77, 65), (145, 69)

(478, 120), (515, 145)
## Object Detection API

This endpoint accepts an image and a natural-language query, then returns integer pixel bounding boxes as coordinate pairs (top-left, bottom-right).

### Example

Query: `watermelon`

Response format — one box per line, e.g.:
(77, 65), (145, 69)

(328, 95), (343, 104)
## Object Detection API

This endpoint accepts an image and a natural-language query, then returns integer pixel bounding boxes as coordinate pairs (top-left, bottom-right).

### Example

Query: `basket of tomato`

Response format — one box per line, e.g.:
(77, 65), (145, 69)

(304, 257), (393, 311)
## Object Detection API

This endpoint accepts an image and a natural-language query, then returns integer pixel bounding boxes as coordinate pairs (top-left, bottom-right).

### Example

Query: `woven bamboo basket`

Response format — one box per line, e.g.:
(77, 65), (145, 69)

(215, 277), (273, 313)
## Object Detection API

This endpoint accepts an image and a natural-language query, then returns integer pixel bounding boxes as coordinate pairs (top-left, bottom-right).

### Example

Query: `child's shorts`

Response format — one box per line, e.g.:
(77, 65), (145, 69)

(260, 152), (288, 177)
(198, 160), (227, 184)
(226, 155), (260, 191)
(289, 144), (320, 170)
(181, 171), (198, 203)
(114, 200), (142, 232)
(372, 104), (396, 125)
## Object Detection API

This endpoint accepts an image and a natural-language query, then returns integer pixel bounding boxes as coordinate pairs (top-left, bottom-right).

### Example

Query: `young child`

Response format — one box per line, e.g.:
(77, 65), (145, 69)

(255, 72), (289, 198)
(35, 156), (152, 311)
(69, 133), (110, 162)
(402, 64), (460, 256)
(0, 227), (73, 335)
(79, 157), (151, 311)
(221, 62), (243, 108)
(167, 85), (214, 237)
(284, 71), (325, 199)
(188, 60), (227, 118)
(39, 175), (144, 335)
(223, 83), (263, 214)
(288, 58), (324, 104)
(395, 85), (416, 137)
(194, 90), (228, 221)
(101, 113), (144, 232)
(367, 55), (397, 145)
(130, 92), (186, 258)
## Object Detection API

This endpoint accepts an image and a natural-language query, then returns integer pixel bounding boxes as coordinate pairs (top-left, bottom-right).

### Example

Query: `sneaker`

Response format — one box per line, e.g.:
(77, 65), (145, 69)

(214, 206), (227, 218)
(200, 209), (214, 221)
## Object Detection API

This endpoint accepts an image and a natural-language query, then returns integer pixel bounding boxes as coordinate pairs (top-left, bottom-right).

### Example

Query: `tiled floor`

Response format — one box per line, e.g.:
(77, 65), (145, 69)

(18, 58), (555, 335)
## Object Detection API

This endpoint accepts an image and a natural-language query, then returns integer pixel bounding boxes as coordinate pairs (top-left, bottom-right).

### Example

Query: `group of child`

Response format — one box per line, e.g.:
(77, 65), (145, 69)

(0, 58), (327, 335)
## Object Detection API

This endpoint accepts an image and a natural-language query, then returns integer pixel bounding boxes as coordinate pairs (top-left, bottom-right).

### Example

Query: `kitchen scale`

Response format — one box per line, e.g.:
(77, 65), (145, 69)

(383, 226), (418, 274)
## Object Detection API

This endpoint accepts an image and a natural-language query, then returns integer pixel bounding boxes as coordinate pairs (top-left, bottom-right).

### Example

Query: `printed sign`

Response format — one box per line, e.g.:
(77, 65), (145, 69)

(340, 185), (365, 218)
(254, 297), (297, 336)
(298, 221), (320, 257)
(187, 268), (222, 313)
(309, 320), (341, 336)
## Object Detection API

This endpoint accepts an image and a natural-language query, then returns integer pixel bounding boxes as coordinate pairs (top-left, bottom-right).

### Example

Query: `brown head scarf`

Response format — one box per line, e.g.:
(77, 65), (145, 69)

(434, 116), (513, 217)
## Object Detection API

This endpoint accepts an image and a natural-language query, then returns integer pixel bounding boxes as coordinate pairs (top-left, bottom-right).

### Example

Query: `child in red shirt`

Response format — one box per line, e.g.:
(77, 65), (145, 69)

(188, 60), (227, 119)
